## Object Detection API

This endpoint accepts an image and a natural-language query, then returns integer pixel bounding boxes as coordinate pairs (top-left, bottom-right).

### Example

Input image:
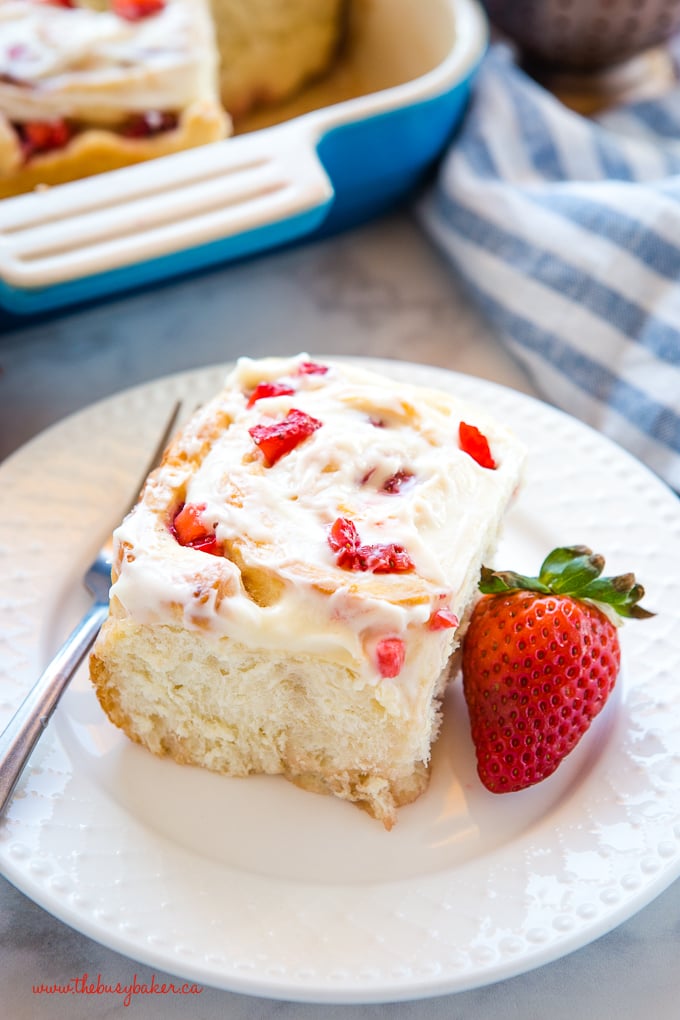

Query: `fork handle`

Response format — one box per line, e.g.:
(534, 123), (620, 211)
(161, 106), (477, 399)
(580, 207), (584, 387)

(0, 601), (109, 817)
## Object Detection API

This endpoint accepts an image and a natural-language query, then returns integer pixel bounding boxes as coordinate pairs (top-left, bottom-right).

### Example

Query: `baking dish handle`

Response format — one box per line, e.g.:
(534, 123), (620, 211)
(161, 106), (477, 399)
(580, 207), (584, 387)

(0, 119), (334, 291)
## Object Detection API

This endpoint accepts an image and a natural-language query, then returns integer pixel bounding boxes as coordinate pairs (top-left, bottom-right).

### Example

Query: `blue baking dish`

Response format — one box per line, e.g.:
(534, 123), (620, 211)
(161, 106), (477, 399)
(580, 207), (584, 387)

(0, 0), (487, 316)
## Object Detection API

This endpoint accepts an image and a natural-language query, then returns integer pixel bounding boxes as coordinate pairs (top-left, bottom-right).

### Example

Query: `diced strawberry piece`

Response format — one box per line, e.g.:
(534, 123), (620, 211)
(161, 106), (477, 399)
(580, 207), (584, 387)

(327, 517), (414, 574)
(188, 534), (221, 555)
(382, 470), (414, 494)
(246, 381), (295, 409)
(459, 422), (496, 469)
(39, 0), (75, 8)
(375, 637), (406, 678)
(112, 0), (165, 21)
(296, 361), (328, 376)
(328, 516), (361, 568)
(172, 503), (222, 555)
(173, 503), (208, 545)
(427, 608), (459, 631)
(19, 118), (71, 160)
(249, 408), (322, 466)
(122, 111), (178, 138)
(360, 543), (414, 574)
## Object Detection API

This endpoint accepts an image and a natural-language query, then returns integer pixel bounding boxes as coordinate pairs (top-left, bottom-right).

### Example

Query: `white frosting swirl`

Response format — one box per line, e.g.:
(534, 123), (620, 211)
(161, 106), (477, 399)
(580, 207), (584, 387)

(111, 355), (526, 700)
(0, 0), (218, 123)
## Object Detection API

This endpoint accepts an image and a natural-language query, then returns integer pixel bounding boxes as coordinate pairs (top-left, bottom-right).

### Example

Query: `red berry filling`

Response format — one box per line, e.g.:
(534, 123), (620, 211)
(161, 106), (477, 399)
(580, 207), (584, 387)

(244, 363), (328, 411)
(296, 361), (329, 376)
(249, 408), (322, 466)
(38, 0), (75, 7)
(458, 422), (496, 469)
(328, 517), (414, 574)
(121, 111), (178, 138)
(172, 503), (221, 556)
(246, 381), (295, 409)
(375, 637), (406, 678)
(18, 118), (71, 161)
(382, 470), (414, 494)
(112, 0), (166, 20)
(6, 44), (29, 62)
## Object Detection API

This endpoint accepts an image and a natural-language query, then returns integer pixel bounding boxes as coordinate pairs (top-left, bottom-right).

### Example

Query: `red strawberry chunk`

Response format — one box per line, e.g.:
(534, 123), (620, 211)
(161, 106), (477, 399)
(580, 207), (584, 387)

(173, 503), (208, 544)
(249, 408), (322, 466)
(382, 470), (414, 494)
(360, 543), (414, 574)
(19, 118), (71, 160)
(172, 503), (221, 556)
(188, 533), (221, 555)
(375, 637), (406, 678)
(328, 516), (361, 569)
(39, 0), (75, 7)
(246, 381), (295, 409)
(427, 608), (459, 630)
(459, 422), (496, 469)
(296, 361), (328, 376)
(328, 517), (414, 574)
(112, 0), (165, 21)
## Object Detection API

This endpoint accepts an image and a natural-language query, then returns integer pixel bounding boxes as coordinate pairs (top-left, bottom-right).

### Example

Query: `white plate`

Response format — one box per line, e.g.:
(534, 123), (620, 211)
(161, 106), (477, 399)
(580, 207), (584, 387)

(1, 358), (680, 1005)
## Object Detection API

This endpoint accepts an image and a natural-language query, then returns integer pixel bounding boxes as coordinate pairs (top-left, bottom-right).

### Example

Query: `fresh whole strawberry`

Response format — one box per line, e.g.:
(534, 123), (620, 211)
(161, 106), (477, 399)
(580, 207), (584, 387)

(461, 545), (652, 794)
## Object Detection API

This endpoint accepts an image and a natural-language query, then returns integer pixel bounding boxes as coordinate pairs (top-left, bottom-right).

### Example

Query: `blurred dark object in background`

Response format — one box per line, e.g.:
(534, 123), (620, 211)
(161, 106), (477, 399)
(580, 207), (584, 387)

(480, 0), (680, 71)
(480, 0), (680, 112)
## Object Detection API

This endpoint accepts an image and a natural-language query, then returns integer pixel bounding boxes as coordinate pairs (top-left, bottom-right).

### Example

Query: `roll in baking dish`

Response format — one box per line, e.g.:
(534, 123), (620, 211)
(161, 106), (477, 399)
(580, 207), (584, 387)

(0, 0), (345, 197)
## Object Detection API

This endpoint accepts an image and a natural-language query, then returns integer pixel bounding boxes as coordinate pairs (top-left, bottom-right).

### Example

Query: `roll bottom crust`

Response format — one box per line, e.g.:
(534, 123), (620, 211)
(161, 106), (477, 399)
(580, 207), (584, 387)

(90, 613), (452, 829)
(0, 101), (229, 200)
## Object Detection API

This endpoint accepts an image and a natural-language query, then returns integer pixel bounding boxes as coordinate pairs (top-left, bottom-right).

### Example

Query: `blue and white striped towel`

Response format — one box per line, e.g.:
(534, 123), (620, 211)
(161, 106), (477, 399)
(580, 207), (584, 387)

(418, 44), (680, 493)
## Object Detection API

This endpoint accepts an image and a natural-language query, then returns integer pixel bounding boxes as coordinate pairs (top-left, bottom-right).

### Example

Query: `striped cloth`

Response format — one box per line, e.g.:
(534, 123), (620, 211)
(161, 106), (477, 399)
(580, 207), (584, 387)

(418, 44), (680, 494)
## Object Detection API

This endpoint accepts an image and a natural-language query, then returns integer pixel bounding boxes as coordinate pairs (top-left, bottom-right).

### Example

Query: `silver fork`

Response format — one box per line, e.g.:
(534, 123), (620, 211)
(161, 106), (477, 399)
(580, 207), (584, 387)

(0, 400), (181, 818)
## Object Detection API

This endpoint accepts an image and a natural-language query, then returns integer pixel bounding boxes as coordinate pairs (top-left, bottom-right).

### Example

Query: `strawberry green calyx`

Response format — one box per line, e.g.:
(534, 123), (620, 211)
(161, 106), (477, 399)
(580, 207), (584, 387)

(478, 545), (654, 620)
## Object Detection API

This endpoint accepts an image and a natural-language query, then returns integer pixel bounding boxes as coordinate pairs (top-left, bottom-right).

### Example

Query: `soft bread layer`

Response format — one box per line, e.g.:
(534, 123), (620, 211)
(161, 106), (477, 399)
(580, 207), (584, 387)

(90, 355), (527, 827)
(90, 617), (450, 828)
(211, 0), (347, 118)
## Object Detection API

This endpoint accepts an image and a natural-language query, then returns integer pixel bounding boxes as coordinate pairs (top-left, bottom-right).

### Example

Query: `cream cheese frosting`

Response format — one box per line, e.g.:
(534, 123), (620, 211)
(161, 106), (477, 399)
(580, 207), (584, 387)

(110, 355), (526, 705)
(0, 0), (219, 123)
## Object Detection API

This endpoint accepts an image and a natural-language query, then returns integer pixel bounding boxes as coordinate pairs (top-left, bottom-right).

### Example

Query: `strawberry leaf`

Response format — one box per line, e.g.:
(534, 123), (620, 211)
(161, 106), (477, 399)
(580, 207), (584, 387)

(478, 546), (654, 620)
(579, 576), (654, 619)
(539, 545), (592, 577)
(478, 566), (551, 595)
(539, 546), (605, 593)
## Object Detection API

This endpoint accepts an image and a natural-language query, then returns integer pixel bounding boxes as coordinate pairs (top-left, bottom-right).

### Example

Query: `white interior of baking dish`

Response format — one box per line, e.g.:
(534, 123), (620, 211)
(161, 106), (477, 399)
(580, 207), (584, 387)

(236, 0), (467, 134)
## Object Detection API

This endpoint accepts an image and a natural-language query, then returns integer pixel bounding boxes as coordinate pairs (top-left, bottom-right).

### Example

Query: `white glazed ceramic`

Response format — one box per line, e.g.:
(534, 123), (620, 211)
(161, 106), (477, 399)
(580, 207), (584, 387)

(1, 358), (680, 1004)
